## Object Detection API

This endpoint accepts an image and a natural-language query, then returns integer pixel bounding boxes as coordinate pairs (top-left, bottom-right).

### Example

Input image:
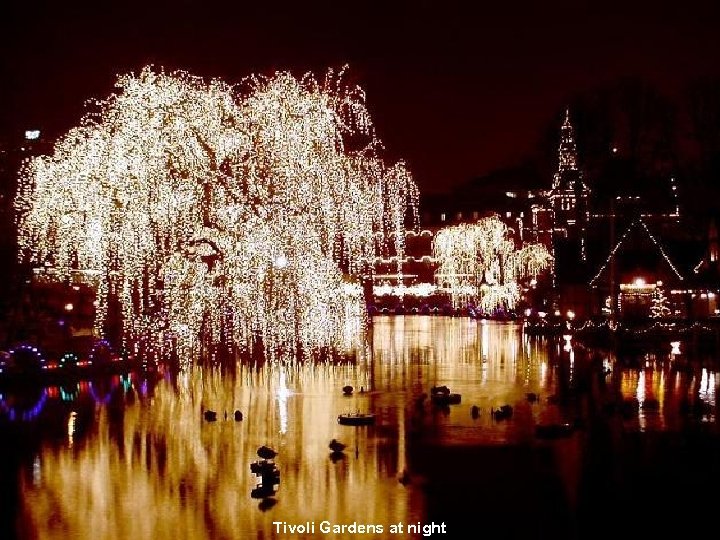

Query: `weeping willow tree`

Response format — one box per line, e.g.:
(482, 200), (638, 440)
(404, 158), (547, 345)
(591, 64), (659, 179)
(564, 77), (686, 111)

(432, 216), (551, 312)
(16, 67), (419, 364)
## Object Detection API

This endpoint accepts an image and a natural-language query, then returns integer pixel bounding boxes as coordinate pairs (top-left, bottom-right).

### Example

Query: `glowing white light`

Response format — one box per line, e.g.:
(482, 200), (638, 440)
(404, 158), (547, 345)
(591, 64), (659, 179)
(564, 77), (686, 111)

(432, 216), (551, 311)
(67, 411), (77, 448)
(16, 66), (419, 365)
(277, 371), (291, 434)
(274, 254), (288, 269)
(25, 130), (40, 140)
(373, 282), (437, 297)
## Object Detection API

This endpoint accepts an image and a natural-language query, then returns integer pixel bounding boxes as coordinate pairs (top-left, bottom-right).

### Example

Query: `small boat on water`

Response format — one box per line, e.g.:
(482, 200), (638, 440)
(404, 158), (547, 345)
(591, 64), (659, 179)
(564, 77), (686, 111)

(342, 385), (354, 395)
(338, 412), (375, 426)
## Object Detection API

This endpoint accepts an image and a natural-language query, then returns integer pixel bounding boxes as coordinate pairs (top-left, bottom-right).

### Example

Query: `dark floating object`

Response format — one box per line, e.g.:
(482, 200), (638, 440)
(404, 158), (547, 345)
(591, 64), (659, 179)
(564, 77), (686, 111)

(535, 423), (574, 439)
(398, 469), (410, 485)
(257, 445), (278, 460)
(526, 392), (538, 403)
(250, 460), (279, 477)
(329, 439), (347, 452)
(251, 483), (279, 499)
(432, 393), (461, 406)
(430, 385), (450, 396)
(492, 405), (513, 421)
(234, 410), (243, 421)
(203, 410), (218, 422)
(338, 412), (375, 426)
(258, 497), (278, 511)
(471, 405), (480, 419)
(329, 450), (346, 463)
(342, 385), (354, 395)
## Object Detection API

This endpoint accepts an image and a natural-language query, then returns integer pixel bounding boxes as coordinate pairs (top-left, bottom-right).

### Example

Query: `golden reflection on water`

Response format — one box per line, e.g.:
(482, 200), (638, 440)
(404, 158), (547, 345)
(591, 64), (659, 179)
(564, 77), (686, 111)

(15, 317), (641, 539)
(616, 354), (720, 431)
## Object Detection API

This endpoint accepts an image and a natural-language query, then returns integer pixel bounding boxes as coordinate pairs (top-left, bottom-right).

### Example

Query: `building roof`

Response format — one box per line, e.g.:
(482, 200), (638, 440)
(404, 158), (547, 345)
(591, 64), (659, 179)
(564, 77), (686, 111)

(589, 218), (688, 288)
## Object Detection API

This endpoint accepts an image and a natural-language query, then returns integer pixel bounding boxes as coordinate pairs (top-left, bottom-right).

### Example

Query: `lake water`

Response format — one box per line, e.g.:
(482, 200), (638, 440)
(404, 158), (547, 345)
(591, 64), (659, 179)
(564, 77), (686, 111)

(2, 317), (719, 539)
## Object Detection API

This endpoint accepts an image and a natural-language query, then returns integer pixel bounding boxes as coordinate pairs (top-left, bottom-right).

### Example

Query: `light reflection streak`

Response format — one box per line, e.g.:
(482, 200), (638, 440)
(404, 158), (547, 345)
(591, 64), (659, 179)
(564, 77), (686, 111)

(32, 455), (41, 487)
(23, 359), (414, 540)
(637, 370), (647, 432)
(17, 318), (574, 539)
(67, 411), (77, 448)
(277, 370), (291, 434)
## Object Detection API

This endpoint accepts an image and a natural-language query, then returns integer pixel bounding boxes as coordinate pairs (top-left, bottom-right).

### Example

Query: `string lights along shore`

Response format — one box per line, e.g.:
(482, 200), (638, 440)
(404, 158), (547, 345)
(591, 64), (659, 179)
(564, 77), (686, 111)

(432, 216), (551, 312)
(16, 67), (419, 364)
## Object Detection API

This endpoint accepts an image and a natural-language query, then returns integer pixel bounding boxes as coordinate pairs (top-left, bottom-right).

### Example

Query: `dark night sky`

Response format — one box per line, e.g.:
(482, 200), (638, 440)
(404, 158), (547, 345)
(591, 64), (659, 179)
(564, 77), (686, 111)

(2, 0), (720, 193)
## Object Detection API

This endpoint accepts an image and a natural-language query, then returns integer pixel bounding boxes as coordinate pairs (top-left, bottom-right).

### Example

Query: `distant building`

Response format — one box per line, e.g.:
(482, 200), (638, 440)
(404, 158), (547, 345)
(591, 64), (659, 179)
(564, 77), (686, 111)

(417, 108), (715, 321)
(548, 109), (591, 256)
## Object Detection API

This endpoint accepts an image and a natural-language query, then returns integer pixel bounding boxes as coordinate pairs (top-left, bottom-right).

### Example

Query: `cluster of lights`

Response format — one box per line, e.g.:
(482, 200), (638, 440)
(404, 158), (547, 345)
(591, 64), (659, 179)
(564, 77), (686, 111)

(553, 109), (580, 182)
(16, 67), (418, 364)
(431, 216), (552, 312)
(373, 282), (437, 297)
(650, 284), (672, 319)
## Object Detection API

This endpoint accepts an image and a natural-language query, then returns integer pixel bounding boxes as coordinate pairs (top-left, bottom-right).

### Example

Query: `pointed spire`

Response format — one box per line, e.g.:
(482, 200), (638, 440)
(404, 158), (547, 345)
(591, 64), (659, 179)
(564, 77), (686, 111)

(557, 107), (578, 173)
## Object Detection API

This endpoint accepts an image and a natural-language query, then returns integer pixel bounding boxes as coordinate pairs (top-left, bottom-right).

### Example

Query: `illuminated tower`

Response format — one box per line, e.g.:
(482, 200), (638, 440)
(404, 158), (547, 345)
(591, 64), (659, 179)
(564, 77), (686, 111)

(548, 109), (590, 260)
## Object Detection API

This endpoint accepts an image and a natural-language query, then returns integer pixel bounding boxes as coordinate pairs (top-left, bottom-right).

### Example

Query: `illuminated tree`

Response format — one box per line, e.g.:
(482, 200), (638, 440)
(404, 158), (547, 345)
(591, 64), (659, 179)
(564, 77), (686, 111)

(16, 67), (419, 364)
(432, 216), (551, 312)
(650, 284), (671, 319)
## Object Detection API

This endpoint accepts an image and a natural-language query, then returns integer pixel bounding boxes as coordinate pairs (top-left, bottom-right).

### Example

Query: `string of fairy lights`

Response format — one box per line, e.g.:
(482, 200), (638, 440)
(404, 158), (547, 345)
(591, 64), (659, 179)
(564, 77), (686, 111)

(431, 216), (552, 312)
(15, 66), (419, 364)
(555, 109), (577, 178)
(589, 218), (684, 286)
